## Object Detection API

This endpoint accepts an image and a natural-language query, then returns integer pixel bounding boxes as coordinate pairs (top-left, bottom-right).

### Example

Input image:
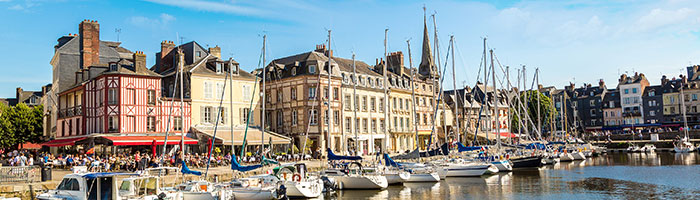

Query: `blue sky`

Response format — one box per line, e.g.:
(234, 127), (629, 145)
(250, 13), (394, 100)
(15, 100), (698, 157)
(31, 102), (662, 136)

(1, 0), (700, 98)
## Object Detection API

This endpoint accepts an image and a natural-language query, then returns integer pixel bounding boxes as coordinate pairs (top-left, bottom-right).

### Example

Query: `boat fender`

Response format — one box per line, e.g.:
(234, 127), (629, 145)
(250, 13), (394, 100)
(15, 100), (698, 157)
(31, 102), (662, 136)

(282, 172), (288, 181)
(506, 154), (510, 159)
(292, 174), (302, 182)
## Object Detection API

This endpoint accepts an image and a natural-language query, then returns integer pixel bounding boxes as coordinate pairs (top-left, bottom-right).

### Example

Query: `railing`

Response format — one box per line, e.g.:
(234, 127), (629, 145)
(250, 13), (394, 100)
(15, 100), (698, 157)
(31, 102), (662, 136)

(0, 166), (39, 183)
(58, 107), (83, 118)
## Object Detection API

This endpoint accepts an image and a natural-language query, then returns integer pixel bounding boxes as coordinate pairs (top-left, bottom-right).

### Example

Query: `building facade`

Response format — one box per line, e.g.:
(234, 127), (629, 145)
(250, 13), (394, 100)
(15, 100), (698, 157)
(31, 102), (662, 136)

(618, 73), (649, 126)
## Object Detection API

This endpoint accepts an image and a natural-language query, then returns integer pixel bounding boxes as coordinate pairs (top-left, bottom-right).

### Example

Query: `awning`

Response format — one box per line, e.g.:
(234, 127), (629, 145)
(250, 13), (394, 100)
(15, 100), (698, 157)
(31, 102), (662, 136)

(496, 132), (518, 138)
(94, 135), (198, 146)
(41, 137), (88, 147)
(417, 130), (433, 135)
(193, 126), (291, 145)
(21, 142), (42, 149)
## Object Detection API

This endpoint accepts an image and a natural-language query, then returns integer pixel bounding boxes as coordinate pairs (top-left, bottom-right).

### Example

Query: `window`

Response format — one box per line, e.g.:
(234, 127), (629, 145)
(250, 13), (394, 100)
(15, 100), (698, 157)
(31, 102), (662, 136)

(693, 94), (698, 101)
(345, 118), (352, 133)
(324, 110), (329, 125)
(405, 99), (410, 110)
(650, 110), (655, 116)
(174, 117), (183, 131)
(624, 89), (629, 94)
(590, 110), (595, 116)
(241, 108), (251, 125)
(650, 91), (655, 96)
(203, 106), (212, 123)
(292, 110), (298, 126)
(308, 87), (317, 99)
(624, 97), (630, 104)
(333, 87), (339, 100)
(309, 109), (318, 125)
(266, 92), (271, 103)
(57, 178), (80, 191)
(196, 51), (202, 57)
(216, 62), (223, 73)
(242, 85), (252, 100)
(277, 111), (284, 126)
(355, 95), (360, 111)
(632, 88), (637, 93)
(308, 65), (316, 73)
(393, 117), (398, 130)
(371, 119), (377, 133)
(379, 98), (384, 112)
(334, 110), (340, 125)
(204, 82), (213, 99)
(393, 98), (397, 110)
(362, 119), (368, 133)
(380, 119), (385, 131)
(277, 90), (283, 102)
(362, 96), (367, 111)
(108, 88), (117, 105)
(291, 87), (297, 100)
(399, 98), (403, 110)
(127, 89), (136, 105)
(108, 116), (118, 132)
(344, 95), (352, 110)
(147, 116), (156, 131)
(589, 100), (595, 106)
(147, 90), (156, 105)
(400, 118), (404, 131)
(323, 86), (329, 100)
(370, 97), (376, 111)
(356, 118), (360, 132)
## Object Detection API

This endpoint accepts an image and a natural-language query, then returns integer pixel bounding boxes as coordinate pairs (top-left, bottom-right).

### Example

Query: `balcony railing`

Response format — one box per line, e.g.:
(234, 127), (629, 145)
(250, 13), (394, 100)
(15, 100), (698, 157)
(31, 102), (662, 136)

(59, 106), (83, 118)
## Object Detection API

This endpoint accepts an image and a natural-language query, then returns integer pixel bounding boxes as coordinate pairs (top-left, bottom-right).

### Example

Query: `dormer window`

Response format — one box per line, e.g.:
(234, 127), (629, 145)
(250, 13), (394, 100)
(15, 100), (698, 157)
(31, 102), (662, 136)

(196, 51), (202, 57)
(216, 62), (223, 74)
(109, 63), (118, 71)
(309, 65), (316, 73)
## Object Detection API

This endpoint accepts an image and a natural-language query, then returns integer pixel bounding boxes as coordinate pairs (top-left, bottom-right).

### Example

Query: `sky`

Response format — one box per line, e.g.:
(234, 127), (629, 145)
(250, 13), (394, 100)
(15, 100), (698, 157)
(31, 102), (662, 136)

(1, 0), (700, 98)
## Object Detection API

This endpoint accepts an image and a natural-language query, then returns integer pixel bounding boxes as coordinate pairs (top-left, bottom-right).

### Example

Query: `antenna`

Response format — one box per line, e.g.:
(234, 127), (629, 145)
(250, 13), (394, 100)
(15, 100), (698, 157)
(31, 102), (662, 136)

(115, 28), (121, 42)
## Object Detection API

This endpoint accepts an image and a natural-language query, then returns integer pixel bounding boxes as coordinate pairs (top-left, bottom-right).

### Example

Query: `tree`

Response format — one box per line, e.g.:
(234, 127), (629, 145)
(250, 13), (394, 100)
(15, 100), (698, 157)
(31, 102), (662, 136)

(0, 103), (16, 148)
(509, 91), (557, 138)
(0, 103), (44, 149)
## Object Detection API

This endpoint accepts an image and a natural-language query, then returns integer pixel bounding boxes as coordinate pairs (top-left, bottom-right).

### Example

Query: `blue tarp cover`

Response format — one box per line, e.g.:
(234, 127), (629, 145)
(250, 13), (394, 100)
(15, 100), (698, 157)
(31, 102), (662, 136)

(181, 161), (202, 176)
(327, 148), (362, 161)
(456, 142), (487, 152)
(383, 153), (401, 168)
(231, 154), (262, 172)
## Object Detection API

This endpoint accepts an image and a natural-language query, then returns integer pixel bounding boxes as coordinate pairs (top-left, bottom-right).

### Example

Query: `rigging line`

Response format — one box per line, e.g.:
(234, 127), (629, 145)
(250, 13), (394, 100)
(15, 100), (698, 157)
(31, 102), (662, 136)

(160, 61), (180, 164)
(427, 39), (452, 149)
(452, 38), (471, 86)
(240, 40), (266, 159)
(205, 61), (230, 178)
(301, 50), (325, 159)
(470, 43), (490, 146)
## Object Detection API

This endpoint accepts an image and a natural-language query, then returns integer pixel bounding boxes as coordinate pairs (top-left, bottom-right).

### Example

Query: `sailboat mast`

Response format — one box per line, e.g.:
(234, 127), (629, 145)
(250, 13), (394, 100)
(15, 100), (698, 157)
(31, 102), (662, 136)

(522, 66), (528, 138)
(261, 35), (267, 152)
(179, 46), (185, 161)
(483, 38), (488, 142)
(536, 68), (541, 140)
(383, 28), (389, 153)
(432, 14), (447, 144)
(506, 66), (512, 145)
(491, 49), (499, 150)
(407, 39), (419, 150)
(450, 36), (459, 144)
(229, 59), (235, 158)
(681, 83), (689, 138)
(326, 30), (332, 154)
(352, 53), (359, 155)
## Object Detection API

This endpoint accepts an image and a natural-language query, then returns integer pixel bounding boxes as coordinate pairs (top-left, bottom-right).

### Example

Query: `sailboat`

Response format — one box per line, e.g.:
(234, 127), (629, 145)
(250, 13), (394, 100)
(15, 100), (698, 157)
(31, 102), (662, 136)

(674, 81), (695, 153)
(271, 163), (323, 198)
(322, 149), (389, 189)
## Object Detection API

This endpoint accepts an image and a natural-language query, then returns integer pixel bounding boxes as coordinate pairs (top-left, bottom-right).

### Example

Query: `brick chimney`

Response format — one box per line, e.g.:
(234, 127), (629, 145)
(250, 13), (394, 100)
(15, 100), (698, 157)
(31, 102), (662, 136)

(387, 51), (404, 74)
(16, 87), (23, 100)
(661, 75), (668, 86)
(314, 44), (332, 57)
(133, 51), (147, 74)
(598, 79), (605, 88)
(160, 40), (175, 60)
(79, 19), (100, 69)
(208, 46), (221, 58)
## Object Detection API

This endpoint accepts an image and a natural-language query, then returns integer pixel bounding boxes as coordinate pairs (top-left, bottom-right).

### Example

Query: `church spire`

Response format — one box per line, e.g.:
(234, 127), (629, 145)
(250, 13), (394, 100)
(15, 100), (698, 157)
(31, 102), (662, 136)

(418, 6), (435, 77)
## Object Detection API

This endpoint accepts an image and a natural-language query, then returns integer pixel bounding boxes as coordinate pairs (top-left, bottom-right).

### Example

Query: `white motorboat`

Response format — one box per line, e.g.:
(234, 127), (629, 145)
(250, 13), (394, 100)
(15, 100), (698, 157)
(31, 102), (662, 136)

(558, 152), (574, 162)
(572, 152), (586, 160)
(492, 160), (513, 172)
(229, 175), (283, 200)
(434, 160), (492, 178)
(273, 163), (323, 198)
(380, 169), (410, 185)
(37, 172), (180, 200)
(627, 145), (641, 152)
(640, 144), (656, 152)
(542, 156), (560, 165)
(395, 162), (440, 182)
(673, 138), (696, 153)
(175, 181), (227, 200)
(322, 162), (388, 190)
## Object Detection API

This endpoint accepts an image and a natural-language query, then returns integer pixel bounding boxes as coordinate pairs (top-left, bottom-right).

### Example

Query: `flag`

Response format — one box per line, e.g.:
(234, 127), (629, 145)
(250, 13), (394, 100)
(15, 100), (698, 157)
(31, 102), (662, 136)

(86, 147), (95, 155)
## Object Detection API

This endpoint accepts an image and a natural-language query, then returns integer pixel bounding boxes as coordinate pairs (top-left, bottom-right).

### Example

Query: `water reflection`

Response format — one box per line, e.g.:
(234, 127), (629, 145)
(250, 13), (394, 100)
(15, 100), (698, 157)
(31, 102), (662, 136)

(331, 152), (700, 199)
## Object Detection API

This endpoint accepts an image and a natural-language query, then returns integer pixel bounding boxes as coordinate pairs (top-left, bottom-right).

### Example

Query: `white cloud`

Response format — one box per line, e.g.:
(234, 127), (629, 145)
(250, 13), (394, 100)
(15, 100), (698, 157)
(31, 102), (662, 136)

(636, 8), (694, 32)
(129, 13), (176, 29)
(144, 0), (265, 17)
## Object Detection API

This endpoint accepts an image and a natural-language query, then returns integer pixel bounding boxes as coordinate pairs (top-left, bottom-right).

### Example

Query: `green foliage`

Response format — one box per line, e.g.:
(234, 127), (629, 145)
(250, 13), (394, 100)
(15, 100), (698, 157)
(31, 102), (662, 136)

(509, 91), (557, 136)
(0, 103), (44, 148)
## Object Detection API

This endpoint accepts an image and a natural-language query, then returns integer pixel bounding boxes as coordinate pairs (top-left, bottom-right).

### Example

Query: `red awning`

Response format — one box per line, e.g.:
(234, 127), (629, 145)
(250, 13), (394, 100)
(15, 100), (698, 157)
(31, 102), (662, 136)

(497, 132), (518, 138)
(99, 136), (198, 146)
(41, 137), (88, 147)
(21, 142), (42, 149)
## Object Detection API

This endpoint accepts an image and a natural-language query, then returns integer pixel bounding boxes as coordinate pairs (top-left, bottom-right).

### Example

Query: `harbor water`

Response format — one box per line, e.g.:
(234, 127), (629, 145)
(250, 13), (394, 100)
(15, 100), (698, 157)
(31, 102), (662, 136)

(329, 152), (700, 199)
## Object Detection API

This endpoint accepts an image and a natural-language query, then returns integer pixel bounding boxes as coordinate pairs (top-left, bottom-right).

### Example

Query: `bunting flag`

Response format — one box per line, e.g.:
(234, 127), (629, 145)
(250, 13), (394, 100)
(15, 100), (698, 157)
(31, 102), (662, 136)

(85, 147), (95, 155)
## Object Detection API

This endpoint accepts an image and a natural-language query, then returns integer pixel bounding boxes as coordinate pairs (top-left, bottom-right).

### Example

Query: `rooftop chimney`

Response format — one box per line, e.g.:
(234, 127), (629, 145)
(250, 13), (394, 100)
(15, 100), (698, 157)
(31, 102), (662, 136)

(160, 40), (175, 60)
(208, 45), (221, 58)
(133, 51), (147, 74)
(387, 51), (404, 74)
(598, 79), (605, 88)
(79, 19), (100, 69)
(16, 87), (23, 100)
(661, 75), (668, 86)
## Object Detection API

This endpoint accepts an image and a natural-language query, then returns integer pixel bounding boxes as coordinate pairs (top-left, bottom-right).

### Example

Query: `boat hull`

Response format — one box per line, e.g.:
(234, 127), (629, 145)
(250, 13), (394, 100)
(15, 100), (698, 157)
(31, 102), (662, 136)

(405, 172), (440, 182)
(511, 156), (543, 168)
(283, 180), (323, 198)
(572, 152), (586, 160)
(231, 188), (277, 200)
(492, 160), (513, 172)
(384, 172), (410, 185)
(336, 175), (388, 190)
(558, 153), (574, 162)
(437, 164), (490, 177)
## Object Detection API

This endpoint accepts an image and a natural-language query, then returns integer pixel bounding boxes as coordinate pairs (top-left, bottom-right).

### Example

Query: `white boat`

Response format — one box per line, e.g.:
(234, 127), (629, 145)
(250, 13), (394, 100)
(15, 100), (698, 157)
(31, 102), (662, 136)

(542, 156), (560, 165)
(572, 152), (586, 160)
(396, 162), (440, 182)
(492, 160), (513, 172)
(640, 144), (656, 152)
(175, 181), (226, 200)
(558, 152), (574, 162)
(435, 160), (492, 178)
(673, 138), (696, 153)
(322, 163), (388, 190)
(273, 163), (323, 198)
(627, 145), (641, 152)
(37, 172), (180, 200)
(381, 170), (410, 185)
(229, 175), (282, 200)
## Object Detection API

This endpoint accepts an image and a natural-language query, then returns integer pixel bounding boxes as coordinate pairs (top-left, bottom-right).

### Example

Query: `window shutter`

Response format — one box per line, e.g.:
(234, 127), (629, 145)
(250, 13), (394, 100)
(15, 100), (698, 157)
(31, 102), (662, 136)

(200, 106), (205, 125)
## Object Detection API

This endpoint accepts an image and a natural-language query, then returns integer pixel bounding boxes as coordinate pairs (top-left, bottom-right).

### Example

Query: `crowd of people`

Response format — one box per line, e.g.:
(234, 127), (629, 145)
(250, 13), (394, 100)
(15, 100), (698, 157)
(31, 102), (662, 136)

(1, 149), (314, 173)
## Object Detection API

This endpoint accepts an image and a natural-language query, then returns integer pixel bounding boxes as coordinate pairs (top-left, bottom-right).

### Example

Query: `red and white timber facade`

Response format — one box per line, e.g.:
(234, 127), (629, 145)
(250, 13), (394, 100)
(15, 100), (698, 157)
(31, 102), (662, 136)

(57, 68), (191, 140)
